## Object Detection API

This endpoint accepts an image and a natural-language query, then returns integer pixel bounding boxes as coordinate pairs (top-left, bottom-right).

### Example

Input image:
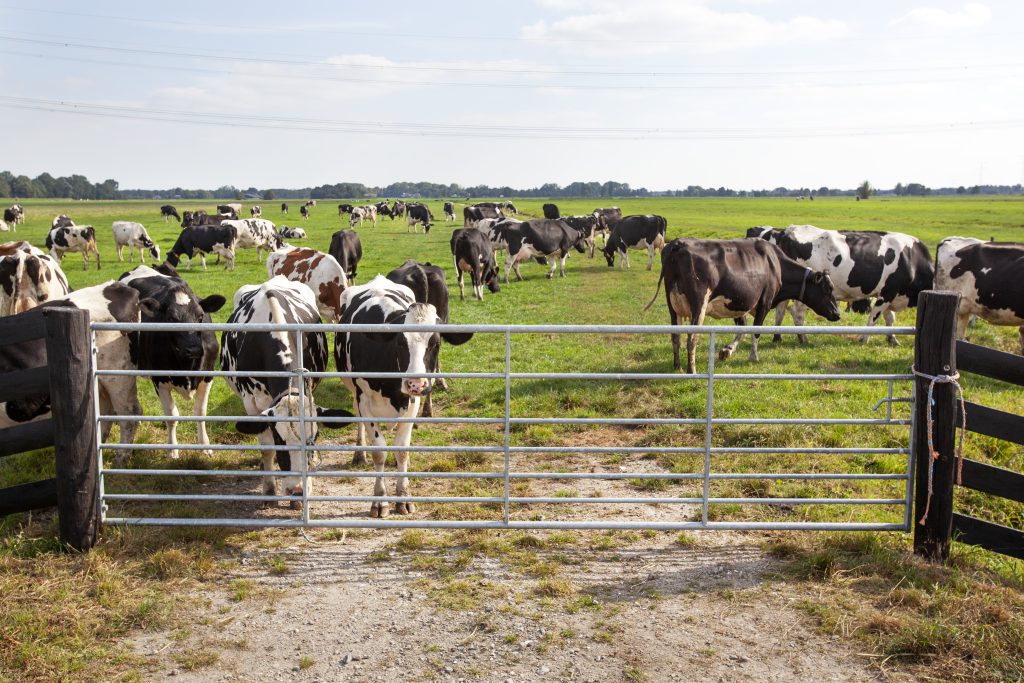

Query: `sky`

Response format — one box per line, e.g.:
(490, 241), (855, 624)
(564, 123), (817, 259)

(1, 0), (1023, 191)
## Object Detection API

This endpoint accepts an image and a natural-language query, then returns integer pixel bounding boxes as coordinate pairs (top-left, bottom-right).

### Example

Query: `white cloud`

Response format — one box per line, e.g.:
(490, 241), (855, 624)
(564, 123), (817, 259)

(891, 3), (991, 30)
(521, 1), (848, 55)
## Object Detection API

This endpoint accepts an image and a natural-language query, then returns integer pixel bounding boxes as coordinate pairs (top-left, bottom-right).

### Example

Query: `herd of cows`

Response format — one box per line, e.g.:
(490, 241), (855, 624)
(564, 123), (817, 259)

(0, 198), (1020, 516)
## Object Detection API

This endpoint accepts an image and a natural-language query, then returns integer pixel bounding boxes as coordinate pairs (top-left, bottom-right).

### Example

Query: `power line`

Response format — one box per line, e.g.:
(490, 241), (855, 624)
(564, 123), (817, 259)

(3, 96), (1021, 141)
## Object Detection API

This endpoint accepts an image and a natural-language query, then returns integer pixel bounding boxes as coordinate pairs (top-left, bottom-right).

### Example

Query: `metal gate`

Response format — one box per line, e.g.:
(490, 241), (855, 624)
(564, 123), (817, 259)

(91, 322), (915, 531)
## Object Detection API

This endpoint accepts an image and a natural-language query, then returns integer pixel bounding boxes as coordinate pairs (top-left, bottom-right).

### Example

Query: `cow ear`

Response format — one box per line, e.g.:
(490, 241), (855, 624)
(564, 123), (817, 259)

(236, 419), (269, 435)
(200, 294), (227, 313)
(139, 297), (161, 319)
(441, 331), (474, 346)
(316, 406), (354, 429)
(813, 272), (823, 284)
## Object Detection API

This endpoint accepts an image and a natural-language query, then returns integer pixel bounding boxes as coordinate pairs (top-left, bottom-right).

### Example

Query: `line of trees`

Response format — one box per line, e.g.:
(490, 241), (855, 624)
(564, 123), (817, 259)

(1, 170), (1021, 200)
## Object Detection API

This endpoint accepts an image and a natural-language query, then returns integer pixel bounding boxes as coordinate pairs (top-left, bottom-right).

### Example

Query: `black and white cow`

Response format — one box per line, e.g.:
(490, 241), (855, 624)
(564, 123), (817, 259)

(748, 225), (934, 344)
(180, 210), (208, 228)
(300, 205), (310, 220)
(0, 282), (144, 459)
(391, 201), (406, 219)
(278, 226), (306, 240)
(281, 202), (289, 214)
(602, 215), (667, 270)
(936, 237), (1024, 353)
(120, 264), (226, 458)
(46, 223), (100, 270)
(51, 214), (75, 229)
(463, 205), (503, 227)
(338, 203), (354, 216)
(501, 201), (518, 215)
(593, 206), (622, 237)
(406, 203), (433, 233)
(646, 238), (841, 373)
(2, 208), (18, 232)
(499, 219), (587, 282)
(335, 274), (472, 515)
(450, 228), (501, 302)
(542, 203), (560, 219)
(375, 201), (393, 219)
(166, 224), (238, 271)
(221, 277), (352, 506)
(561, 215), (601, 258)
(250, 205), (262, 218)
(443, 201), (456, 222)
(349, 205), (377, 228)
(304, 200), (317, 208)
(223, 218), (282, 262)
(160, 205), (180, 223)
(217, 203), (241, 218)
(112, 221), (161, 263)
(328, 229), (362, 283)
(0, 241), (71, 316)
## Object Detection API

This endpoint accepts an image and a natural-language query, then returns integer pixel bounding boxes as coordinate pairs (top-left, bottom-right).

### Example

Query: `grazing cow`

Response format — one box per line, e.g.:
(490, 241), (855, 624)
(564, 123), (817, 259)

(304, 200), (317, 208)
(217, 204), (240, 219)
(375, 201), (393, 219)
(300, 205), (309, 220)
(406, 203), (433, 233)
(443, 201), (456, 222)
(119, 264), (226, 459)
(281, 202), (289, 214)
(223, 218), (282, 262)
(748, 225), (934, 344)
(46, 223), (100, 270)
(501, 201), (518, 215)
(542, 203), (560, 219)
(349, 205), (378, 228)
(602, 215), (667, 270)
(221, 277), (351, 505)
(112, 221), (161, 263)
(336, 274), (472, 513)
(0, 282), (144, 459)
(593, 206), (622, 233)
(562, 215), (602, 258)
(181, 210), (205, 228)
(645, 238), (841, 373)
(278, 226), (306, 240)
(0, 241), (71, 316)
(936, 237), (1024, 353)
(338, 203), (354, 216)
(391, 201), (406, 219)
(166, 224), (238, 271)
(250, 205), (262, 218)
(328, 229), (362, 283)
(499, 219), (587, 282)
(450, 228), (500, 301)
(266, 247), (348, 322)
(160, 205), (180, 223)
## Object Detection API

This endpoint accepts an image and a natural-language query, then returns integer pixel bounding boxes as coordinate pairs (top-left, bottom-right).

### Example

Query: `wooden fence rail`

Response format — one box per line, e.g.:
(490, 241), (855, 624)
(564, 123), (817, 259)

(0, 306), (97, 551)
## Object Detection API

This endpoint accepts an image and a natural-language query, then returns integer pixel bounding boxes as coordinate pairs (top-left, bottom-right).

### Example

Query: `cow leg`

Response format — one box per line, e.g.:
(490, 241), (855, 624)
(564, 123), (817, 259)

(259, 431), (278, 497)
(749, 310), (769, 362)
(200, 253), (207, 271)
(456, 260), (465, 301)
(547, 255), (558, 279)
(670, 307), (682, 371)
(862, 301), (888, 344)
(771, 302), (788, 343)
(369, 423), (389, 518)
(156, 382), (181, 459)
(503, 254), (513, 284)
(194, 379), (214, 456)
(791, 302), (809, 344)
(104, 376), (140, 463)
(351, 399), (367, 466)
(116, 244), (124, 262)
(81, 251), (89, 271)
(719, 317), (746, 361)
(883, 309), (899, 346)
(647, 245), (657, 271)
(624, 251), (631, 270)
(393, 417), (416, 515)
(558, 254), (568, 278)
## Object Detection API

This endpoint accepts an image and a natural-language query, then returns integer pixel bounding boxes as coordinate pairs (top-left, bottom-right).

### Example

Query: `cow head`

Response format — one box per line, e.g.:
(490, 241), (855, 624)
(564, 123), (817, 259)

(51, 214), (74, 230)
(138, 283), (226, 361)
(602, 241), (617, 267)
(798, 270), (842, 322)
(746, 226), (779, 241)
(235, 391), (353, 503)
(484, 258), (501, 293)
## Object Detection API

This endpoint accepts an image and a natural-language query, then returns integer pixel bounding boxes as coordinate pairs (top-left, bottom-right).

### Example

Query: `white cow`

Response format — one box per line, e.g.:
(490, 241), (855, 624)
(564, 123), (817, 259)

(112, 221), (161, 263)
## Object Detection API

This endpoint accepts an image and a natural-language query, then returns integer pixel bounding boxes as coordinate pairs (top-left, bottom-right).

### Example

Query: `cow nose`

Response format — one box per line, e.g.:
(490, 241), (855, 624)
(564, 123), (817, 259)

(402, 378), (431, 396)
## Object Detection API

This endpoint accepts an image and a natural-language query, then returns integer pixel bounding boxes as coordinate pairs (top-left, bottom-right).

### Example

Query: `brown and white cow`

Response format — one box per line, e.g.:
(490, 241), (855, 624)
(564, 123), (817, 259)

(266, 247), (348, 322)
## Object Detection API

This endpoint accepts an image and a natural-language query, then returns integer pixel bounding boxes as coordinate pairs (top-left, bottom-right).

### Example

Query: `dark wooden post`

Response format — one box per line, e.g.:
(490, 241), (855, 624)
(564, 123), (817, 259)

(912, 290), (960, 562)
(44, 307), (99, 552)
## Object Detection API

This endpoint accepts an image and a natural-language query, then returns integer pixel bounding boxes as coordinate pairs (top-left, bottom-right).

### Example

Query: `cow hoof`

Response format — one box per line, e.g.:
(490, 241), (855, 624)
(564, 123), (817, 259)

(351, 452), (367, 466)
(546, 273), (553, 279)
(290, 500), (303, 511)
(798, 336), (809, 345)
(394, 502), (415, 515)
(772, 335), (783, 344)
(718, 349), (733, 361)
(168, 449), (180, 459)
(200, 448), (214, 457)
(887, 337), (900, 347)
(369, 502), (388, 518)
(435, 378), (449, 392)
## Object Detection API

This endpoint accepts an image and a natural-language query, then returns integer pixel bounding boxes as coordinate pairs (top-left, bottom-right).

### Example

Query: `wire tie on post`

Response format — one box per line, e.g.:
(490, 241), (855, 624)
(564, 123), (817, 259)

(911, 365), (967, 526)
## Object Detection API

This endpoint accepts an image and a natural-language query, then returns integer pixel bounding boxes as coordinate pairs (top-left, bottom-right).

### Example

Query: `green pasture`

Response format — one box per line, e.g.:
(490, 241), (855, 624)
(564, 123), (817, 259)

(1, 195), (1022, 531)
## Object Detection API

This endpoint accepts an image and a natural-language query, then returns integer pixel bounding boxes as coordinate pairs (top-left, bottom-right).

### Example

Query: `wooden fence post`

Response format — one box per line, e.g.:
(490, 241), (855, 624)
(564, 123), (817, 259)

(912, 290), (960, 562)
(44, 307), (99, 552)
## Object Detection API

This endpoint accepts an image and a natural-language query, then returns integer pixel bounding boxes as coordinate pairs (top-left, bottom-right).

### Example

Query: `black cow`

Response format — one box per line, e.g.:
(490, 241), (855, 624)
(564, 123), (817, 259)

(328, 229), (363, 283)
(542, 203), (560, 219)
(336, 275), (472, 512)
(160, 205), (180, 222)
(217, 204), (239, 219)
(443, 201), (456, 221)
(603, 215), (668, 270)
(166, 224), (239, 271)
(450, 228), (500, 301)
(406, 203), (433, 233)
(338, 203), (354, 216)
(375, 201), (393, 219)
(386, 260), (474, 420)
(300, 205), (309, 220)
(119, 264), (226, 458)
(498, 219), (587, 282)
(936, 237), (1024, 353)
(645, 238), (841, 373)
(281, 202), (289, 214)
(747, 225), (933, 344)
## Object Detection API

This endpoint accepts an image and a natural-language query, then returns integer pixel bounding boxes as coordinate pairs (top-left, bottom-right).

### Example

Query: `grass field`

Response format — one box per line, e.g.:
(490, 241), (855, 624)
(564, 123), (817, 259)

(1, 195), (1023, 681)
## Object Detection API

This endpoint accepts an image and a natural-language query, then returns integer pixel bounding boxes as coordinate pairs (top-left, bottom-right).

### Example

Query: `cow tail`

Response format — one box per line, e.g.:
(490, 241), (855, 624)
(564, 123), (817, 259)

(643, 271), (665, 313)
(9, 254), (26, 315)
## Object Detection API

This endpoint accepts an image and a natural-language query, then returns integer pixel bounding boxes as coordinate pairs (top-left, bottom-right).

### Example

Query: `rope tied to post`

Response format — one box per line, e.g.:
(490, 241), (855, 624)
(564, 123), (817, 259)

(911, 365), (967, 525)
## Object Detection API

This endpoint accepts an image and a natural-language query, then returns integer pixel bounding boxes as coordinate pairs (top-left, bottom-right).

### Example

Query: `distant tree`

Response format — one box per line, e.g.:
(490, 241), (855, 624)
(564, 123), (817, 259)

(956, 186), (967, 195)
(10, 175), (36, 198)
(856, 181), (872, 200)
(969, 185), (981, 195)
(263, 189), (276, 200)
(894, 182), (905, 197)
